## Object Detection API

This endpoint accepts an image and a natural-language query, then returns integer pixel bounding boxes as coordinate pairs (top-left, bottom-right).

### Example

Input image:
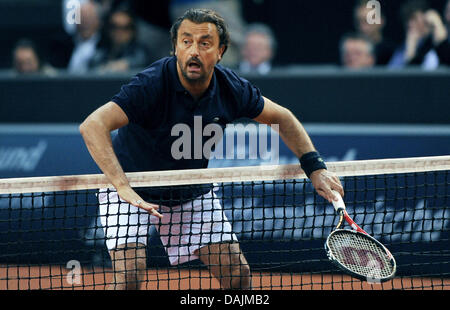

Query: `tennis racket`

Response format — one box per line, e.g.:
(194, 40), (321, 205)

(325, 190), (396, 283)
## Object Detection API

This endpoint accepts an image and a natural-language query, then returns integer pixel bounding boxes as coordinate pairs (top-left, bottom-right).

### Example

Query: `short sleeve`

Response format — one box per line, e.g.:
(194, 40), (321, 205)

(111, 72), (156, 127)
(237, 78), (265, 119)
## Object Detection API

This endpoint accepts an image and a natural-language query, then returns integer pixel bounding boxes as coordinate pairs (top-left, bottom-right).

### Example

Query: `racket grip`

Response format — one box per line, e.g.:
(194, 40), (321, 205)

(331, 190), (346, 212)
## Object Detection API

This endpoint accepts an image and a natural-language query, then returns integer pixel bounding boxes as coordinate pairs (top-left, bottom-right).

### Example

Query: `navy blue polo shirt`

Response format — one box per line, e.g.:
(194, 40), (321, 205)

(111, 56), (265, 204)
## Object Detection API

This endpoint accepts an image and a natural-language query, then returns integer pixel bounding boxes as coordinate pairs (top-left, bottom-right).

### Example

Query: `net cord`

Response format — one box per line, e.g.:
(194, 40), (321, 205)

(0, 155), (449, 194)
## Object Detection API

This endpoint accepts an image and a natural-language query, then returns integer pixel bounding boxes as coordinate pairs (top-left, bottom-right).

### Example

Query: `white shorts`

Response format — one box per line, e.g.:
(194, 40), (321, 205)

(98, 189), (238, 265)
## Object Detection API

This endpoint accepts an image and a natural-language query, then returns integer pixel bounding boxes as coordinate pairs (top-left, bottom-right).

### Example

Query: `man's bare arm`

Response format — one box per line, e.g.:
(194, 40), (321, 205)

(254, 97), (344, 202)
(79, 101), (162, 218)
(254, 97), (315, 157)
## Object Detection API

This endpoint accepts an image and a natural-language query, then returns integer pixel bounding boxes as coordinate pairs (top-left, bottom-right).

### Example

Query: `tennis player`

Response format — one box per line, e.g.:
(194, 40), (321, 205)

(80, 8), (344, 290)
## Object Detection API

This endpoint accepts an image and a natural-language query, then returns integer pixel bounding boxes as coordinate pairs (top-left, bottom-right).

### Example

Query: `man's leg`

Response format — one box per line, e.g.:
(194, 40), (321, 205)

(108, 242), (147, 290)
(195, 242), (251, 289)
(98, 189), (150, 290)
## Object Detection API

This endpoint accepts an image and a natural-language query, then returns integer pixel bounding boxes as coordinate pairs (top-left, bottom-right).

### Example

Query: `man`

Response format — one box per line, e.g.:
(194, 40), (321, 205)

(80, 9), (343, 290)
(239, 23), (277, 75)
(340, 33), (376, 69)
(424, 5), (449, 65)
(389, 0), (439, 69)
(67, 1), (102, 74)
(353, 0), (395, 65)
(12, 39), (55, 75)
(89, 8), (150, 72)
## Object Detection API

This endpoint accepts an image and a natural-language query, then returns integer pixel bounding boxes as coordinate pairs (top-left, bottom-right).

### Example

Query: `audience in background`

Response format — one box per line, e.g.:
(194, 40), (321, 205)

(93, 0), (116, 18)
(340, 33), (376, 69)
(12, 39), (56, 75)
(353, 0), (395, 65)
(446, 0), (450, 28)
(389, 0), (439, 69)
(239, 23), (277, 75)
(67, 1), (102, 74)
(7, 0), (450, 75)
(89, 8), (149, 73)
(427, 0), (450, 65)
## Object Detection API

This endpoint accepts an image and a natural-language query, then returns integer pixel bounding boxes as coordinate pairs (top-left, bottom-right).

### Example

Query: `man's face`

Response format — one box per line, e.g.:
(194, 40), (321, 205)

(109, 12), (134, 47)
(77, 2), (100, 40)
(242, 32), (272, 67)
(342, 39), (374, 69)
(14, 48), (40, 74)
(175, 20), (224, 84)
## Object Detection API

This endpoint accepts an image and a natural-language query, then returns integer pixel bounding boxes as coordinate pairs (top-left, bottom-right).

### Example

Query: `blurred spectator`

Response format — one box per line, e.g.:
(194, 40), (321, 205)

(389, 0), (439, 70)
(118, 1), (172, 61)
(89, 8), (149, 73)
(63, 0), (89, 36)
(424, 2), (449, 65)
(169, 0), (245, 68)
(67, 1), (102, 74)
(94, 0), (115, 18)
(239, 23), (277, 75)
(446, 0), (450, 27)
(63, 0), (119, 35)
(340, 33), (376, 69)
(12, 39), (56, 75)
(353, 0), (395, 65)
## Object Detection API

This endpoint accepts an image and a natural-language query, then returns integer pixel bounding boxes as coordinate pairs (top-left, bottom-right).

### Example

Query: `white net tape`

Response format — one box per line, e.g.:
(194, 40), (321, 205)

(0, 155), (449, 194)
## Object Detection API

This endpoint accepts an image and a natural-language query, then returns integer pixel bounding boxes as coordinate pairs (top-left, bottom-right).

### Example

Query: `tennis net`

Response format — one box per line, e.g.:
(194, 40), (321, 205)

(0, 156), (449, 290)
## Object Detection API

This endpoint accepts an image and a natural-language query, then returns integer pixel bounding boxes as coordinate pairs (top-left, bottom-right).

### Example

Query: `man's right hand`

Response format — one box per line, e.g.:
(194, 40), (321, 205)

(116, 185), (163, 219)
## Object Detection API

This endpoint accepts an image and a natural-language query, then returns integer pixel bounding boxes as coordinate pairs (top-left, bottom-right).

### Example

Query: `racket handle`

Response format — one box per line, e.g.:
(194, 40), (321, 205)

(331, 190), (346, 212)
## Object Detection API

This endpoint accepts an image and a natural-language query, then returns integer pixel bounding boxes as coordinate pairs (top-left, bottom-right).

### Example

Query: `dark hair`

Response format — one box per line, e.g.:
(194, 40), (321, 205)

(169, 8), (230, 56)
(339, 33), (375, 56)
(400, 0), (429, 25)
(12, 38), (42, 68)
(108, 8), (137, 33)
(97, 7), (137, 49)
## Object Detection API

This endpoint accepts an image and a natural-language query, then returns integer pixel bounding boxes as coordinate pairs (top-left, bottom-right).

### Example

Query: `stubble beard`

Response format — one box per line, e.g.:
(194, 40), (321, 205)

(177, 58), (211, 85)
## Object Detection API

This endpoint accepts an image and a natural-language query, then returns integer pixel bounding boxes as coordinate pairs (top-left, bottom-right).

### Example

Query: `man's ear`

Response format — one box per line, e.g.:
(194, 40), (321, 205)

(218, 45), (225, 61)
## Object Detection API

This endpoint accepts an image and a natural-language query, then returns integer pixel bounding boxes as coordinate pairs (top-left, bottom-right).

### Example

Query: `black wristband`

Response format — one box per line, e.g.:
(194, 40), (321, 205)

(299, 151), (327, 178)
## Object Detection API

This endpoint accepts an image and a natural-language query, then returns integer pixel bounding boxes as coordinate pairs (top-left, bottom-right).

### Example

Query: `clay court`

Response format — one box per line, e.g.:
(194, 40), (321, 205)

(1, 265), (448, 290)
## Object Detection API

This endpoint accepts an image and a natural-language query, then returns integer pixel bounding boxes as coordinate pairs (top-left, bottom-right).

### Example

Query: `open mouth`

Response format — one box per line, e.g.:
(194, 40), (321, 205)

(187, 60), (202, 72)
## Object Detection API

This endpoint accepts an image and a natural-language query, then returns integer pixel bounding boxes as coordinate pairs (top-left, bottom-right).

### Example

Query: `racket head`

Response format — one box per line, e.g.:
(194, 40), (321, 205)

(325, 229), (397, 283)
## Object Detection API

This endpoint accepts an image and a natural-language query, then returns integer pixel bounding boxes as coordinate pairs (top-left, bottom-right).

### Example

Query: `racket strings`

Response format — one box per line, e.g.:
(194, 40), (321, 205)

(327, 231), (395, 280)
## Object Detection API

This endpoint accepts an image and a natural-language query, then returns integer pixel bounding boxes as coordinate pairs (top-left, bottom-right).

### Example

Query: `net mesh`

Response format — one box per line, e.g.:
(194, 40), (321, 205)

(0, 156), (449, 290)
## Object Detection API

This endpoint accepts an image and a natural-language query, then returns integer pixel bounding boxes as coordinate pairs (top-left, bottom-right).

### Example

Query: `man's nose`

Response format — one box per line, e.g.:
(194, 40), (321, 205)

(189, 42), (200, 57)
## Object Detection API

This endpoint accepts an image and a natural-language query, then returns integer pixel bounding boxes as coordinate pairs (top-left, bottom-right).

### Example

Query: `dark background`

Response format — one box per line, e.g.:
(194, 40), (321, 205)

(0, 0), (448, 68)
(1, 69), (449, 124)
